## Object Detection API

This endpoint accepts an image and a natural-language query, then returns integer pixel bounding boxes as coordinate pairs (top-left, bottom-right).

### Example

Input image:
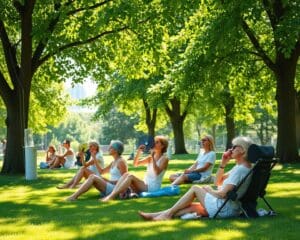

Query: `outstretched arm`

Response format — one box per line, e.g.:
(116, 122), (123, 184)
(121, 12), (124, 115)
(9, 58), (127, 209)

(133, 145), (151, 167)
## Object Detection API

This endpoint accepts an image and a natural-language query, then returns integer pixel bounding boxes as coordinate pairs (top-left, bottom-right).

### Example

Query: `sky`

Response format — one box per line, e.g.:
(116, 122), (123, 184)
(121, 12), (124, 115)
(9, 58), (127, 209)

(65, 78), (98, 112)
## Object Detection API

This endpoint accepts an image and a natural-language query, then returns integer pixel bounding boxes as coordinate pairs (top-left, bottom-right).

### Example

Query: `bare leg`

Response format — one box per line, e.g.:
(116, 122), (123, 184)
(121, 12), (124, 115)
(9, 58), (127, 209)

(171, 174), (188, 185)
(139, 203), (206, 221)
(66, 175), (106, 201)
(69, 167), (93, 188)
(174, 203), (207, 217)
(57, 167), (92, 189)
(102, 174), (147, 202)
(169, 173), (179, 182)
(50, 156), (65, 169)
(138, 210), (168, 220)
(152, 185), (208, 220)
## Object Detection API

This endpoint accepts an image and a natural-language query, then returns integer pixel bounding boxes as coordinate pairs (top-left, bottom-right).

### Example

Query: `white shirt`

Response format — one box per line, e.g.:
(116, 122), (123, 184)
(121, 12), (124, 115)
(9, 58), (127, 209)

(195, 151), (216, 178)
(144, 154), (167, 192)
(88, 152), (104, 176)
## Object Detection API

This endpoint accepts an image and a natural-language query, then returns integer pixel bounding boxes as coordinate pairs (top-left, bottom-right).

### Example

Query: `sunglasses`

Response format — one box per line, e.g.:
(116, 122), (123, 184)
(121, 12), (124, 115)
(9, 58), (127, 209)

(232, 145), (240, 150)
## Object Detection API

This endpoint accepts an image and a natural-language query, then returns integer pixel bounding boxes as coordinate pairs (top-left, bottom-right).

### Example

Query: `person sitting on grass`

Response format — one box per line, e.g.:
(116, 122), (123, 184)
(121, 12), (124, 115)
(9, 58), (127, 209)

(66, 140), (128, 201)
(169, 135), (216, 185)
(40, 144), (57, 169)
(57, 141), (104, 189)
(50, 139), (75, 169)
(74, 143), (90, 167)
(138, 136), (253, 220)
(101, 135), (169, 202)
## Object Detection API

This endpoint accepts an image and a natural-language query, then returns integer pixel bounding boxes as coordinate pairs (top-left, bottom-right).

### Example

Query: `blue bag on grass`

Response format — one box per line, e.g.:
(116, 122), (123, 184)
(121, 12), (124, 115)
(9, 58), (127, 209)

(139, 185), (180, 198)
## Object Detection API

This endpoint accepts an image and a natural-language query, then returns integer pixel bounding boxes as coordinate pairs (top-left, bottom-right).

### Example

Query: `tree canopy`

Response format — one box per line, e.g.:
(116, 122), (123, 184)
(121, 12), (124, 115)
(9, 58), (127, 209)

(0, 0), (299, 174)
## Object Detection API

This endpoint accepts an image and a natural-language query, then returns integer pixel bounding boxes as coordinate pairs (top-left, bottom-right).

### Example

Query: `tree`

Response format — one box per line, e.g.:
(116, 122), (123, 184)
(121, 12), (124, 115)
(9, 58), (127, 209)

(89, 74), (162, 139)
(0, 0), (157, 174)
(239, 1), (300, 162)
(210, 1), (300, 162)
(175, 1), (300, 162)
(251, 105), (277, 145)
(82, 1), (202, 154)
(99, 108), (143, 144)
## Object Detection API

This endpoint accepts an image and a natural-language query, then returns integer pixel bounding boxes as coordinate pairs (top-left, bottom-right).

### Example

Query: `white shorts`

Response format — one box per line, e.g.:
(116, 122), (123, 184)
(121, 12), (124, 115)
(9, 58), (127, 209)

(63, 160), (74, 169)
(204, 193), (240, 218)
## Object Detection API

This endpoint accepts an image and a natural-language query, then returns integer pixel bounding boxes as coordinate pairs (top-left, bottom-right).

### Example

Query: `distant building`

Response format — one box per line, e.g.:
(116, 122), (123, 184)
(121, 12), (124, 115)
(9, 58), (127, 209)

(66, 80), (97, 113)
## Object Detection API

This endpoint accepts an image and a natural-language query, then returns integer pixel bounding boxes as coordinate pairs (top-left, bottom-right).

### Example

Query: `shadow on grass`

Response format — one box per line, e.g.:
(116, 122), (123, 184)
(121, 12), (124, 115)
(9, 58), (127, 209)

(0, 157), (299, 239)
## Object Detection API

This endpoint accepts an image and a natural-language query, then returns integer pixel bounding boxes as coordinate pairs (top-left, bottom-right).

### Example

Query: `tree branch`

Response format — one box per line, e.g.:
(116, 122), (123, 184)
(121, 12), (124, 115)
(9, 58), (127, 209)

(182, 94), (193, 120)
(13, 0), (24, 14)
(0, 70), (13, 104)
(32, 0), (108, 72)
(67, 0), (112, 16)
(241, 19), (276, 72)
(262, 0), (277, 31)
(36, 25), (129, 67)
(164, 103), (172, 118)
(32, 13), (61, 72)
(0, 20), (20, 87)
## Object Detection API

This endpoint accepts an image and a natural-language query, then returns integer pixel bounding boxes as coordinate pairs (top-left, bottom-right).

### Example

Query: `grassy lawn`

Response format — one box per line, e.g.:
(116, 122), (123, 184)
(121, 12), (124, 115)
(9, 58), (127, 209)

(0, 154), (299, 240)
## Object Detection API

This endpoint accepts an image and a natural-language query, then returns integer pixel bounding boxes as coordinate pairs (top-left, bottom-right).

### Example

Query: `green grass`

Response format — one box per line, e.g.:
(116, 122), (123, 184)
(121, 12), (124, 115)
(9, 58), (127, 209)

(0, 154), (299, 240)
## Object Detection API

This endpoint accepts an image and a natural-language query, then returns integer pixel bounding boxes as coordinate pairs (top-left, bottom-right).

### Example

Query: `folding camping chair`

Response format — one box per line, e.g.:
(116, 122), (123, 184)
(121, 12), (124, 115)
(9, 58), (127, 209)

(213, 144), (278, 219)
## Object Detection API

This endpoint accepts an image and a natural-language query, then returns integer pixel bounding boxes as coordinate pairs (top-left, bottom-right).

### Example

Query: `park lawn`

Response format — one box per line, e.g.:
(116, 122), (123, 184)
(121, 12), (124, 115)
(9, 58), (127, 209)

(0, 154), (299, 240)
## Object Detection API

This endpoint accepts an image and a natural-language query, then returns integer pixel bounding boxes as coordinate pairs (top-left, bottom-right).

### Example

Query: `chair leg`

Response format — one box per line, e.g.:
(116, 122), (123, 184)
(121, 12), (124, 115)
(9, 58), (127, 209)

(241, 201), (259, 218)
(240, 206), (250, 218)
(262, 197), (275, 212)
(212, 199), (229, 219)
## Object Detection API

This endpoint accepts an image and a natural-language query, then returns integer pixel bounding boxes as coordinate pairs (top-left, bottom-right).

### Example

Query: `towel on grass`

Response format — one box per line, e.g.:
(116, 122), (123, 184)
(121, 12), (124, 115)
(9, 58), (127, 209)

(139, 185), (180, 198)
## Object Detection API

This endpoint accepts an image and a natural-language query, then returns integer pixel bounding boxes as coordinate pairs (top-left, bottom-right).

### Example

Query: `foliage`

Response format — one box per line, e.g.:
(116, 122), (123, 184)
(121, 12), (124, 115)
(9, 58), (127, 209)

(99, 107), (144, 144)
(250, 105), (277, 145)
(29, 71), (70, 134)
(47, 112), (101, 145)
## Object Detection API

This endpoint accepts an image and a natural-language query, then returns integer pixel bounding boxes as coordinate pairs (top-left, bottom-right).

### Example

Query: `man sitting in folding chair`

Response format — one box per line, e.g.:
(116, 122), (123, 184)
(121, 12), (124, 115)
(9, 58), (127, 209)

(139, 136), (258, 220)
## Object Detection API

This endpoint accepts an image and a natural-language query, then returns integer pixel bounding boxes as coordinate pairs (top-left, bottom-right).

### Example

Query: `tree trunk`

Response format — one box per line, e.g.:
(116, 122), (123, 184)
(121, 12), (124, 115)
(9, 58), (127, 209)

(296, 91), (300, 150)
(224, 96), (235, 150)
(171, 117), (187, 154)
(143, 99), (156, 138)
(196, 123), (201, 140)
(211, 125), (216, 142)
(1, 89), (26, 174)
(165, 98), (188, 154)
(275, 57), (299, 163)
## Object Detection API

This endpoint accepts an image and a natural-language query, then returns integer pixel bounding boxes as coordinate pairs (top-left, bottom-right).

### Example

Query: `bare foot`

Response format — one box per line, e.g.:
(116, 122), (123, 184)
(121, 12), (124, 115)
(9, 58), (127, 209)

(138, 211), (161, 220)
(101, 196), (111, 202)
(65, 196), (77, 201)
(56, 184), (68, 189)
(153, 212), (172, 221)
